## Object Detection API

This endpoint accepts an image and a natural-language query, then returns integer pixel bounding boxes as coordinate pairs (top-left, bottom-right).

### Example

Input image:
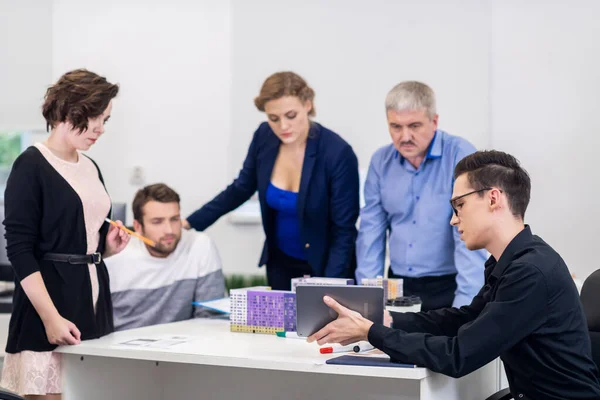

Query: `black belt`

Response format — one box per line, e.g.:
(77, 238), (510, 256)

(391, 272), (457, 283)
(43, 252), (102, 265)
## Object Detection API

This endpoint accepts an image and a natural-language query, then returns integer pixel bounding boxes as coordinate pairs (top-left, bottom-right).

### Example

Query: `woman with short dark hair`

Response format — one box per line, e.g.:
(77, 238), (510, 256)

(1, 69), (130, 399)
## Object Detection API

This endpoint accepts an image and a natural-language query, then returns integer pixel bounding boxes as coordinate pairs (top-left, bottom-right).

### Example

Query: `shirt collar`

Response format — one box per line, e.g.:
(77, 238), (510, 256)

(394, 130), (442, 163)
(487, 225), (533, 280)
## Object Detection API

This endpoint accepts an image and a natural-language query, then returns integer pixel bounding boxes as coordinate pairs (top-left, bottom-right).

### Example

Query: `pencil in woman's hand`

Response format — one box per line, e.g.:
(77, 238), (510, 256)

(104, 218), (156, 247)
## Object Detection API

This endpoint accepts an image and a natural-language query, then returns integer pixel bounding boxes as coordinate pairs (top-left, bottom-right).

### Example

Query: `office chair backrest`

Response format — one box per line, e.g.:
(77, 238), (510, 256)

(580, 269), (600, 368)
(111, 202), (127, 224)
(0, 200), (15, 282)
(0, 389), (24, 400)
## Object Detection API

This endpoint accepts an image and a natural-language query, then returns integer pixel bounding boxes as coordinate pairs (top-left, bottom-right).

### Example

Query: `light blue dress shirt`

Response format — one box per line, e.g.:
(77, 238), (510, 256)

(356, 130), (486, 307)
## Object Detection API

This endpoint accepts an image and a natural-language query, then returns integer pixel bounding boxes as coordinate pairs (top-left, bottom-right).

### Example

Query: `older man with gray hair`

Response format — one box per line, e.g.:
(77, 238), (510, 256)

(356, 81), (487, 311)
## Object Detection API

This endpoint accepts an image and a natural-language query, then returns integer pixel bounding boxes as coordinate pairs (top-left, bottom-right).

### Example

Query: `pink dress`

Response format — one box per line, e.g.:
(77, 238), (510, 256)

(0, 143), (111, 395)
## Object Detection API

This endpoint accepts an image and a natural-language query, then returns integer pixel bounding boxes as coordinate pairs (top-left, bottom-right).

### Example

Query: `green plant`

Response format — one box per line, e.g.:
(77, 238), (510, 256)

(0, 133), (22, 167)
(0, 132), (23, 191)
(248, 274), (268, 287)
(224, 273), (268, 294)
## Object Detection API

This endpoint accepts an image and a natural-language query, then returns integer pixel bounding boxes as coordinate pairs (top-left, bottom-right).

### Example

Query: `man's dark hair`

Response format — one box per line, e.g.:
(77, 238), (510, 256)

(132, 183), (180, 224)
(454, 150), (531, 219)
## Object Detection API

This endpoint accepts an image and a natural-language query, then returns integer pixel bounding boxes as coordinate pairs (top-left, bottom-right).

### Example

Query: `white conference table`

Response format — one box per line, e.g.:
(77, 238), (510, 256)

(57, 319), (499, 400)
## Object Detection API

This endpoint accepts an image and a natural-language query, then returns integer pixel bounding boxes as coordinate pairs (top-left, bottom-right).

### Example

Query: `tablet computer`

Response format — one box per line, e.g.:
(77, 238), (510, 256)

(325, 355), (417, 368)
(295, 285), (384, 337)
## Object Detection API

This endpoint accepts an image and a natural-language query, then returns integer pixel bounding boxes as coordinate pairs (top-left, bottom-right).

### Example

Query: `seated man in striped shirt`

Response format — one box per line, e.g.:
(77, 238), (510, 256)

(106, 183), (226, 331)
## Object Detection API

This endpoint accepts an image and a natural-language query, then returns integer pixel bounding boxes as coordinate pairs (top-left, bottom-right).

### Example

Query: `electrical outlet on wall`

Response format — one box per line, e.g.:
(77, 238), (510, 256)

(130, 166), (145, 186)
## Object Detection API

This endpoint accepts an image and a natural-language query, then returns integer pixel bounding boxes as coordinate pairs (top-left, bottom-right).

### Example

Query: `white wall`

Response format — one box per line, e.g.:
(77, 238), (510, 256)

(491, 0), (600, 280)
(230, 0), (492, 170)
(0, 0), (53, 131)
(51, 0), (254, 274)
(225, 0), (492, 277)
(42, 0), (600, 281)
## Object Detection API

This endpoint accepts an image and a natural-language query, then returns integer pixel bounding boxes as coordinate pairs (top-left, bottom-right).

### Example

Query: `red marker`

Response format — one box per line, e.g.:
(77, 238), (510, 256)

(319, 344), (355, 354)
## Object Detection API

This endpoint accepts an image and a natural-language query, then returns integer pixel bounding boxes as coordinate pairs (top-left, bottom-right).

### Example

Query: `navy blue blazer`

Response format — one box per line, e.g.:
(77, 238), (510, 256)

(187, 122), (359, 278)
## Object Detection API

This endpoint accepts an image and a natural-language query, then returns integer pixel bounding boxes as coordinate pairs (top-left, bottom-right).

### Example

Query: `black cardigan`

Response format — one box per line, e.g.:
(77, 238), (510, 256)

(3, 146), (114, 353)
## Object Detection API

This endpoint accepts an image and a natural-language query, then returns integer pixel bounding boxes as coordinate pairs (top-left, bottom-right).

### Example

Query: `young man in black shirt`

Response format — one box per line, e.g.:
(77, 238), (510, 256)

(308, 150), (600, 399)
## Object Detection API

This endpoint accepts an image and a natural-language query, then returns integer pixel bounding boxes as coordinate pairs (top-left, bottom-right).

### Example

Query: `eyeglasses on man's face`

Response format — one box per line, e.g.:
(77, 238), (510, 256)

(450, 188), (502, 217)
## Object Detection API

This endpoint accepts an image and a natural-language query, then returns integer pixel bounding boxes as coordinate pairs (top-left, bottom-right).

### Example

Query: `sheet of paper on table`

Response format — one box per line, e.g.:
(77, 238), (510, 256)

(193, 297), (230, 314)
(118, 335), (194, 349)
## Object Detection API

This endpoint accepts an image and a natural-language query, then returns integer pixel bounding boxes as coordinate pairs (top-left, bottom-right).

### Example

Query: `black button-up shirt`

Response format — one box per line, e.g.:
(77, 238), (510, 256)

(368, 226), (600, 399)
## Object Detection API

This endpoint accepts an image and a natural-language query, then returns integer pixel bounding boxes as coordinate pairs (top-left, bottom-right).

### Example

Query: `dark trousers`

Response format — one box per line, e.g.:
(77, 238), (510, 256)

(266, 248), (312, 291)
(388, 269), (457, 312)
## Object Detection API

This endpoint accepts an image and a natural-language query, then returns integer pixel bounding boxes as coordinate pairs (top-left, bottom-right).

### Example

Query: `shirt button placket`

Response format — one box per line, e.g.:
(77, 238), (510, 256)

(410, 172), (419, 275)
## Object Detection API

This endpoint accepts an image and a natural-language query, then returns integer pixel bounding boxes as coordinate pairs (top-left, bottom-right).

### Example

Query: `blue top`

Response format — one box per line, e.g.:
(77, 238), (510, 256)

(265, 182), (306, 260)
(186, 122), (359, 278)
(355, 130), (487, 307)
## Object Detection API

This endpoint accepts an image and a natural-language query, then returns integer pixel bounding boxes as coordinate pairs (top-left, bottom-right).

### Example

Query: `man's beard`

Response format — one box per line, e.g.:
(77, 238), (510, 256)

(145, 235), (180, 256)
